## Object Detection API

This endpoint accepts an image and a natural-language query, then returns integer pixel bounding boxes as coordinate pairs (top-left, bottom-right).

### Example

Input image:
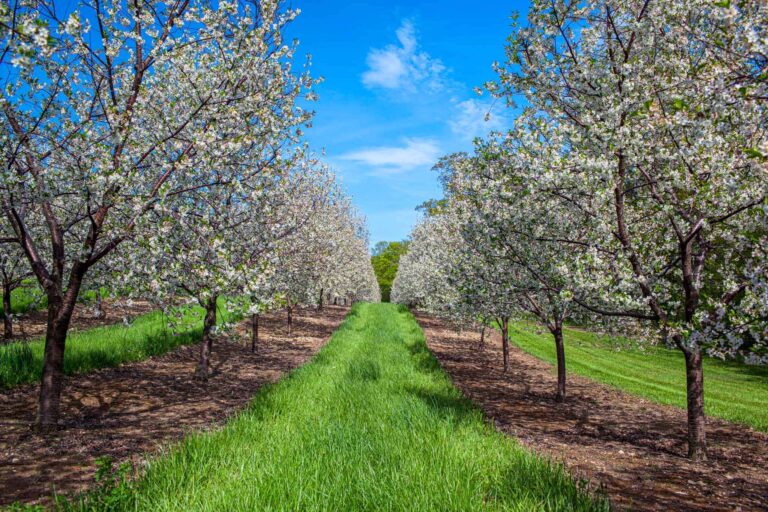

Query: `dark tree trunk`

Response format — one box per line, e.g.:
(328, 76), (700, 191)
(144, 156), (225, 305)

(37, 291), (79, 430)
(683, 346), (707, 460)
(480, 326), (486, 345)
(287, 305), (293, 336)
(250, 312), (259, 353)
(333, 297), (337, 306)
(500, 318), (510, 372)
(3, 283), (12, 339)
(553, 328), (566, 402)
(318, 288), (324, 310)
(195, 296), (217, 381)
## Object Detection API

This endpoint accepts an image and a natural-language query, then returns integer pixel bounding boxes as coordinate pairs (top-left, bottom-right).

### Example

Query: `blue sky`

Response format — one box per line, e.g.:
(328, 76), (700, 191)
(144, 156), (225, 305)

(287, 1), (529, 246)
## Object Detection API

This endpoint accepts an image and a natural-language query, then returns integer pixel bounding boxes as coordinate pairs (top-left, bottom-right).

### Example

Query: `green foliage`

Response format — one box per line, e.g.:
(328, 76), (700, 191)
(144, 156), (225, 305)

(415, 198), (449, 216)
(509, 323), (768, 431)
(0, 299), (243, 389)
(0, 343), (34, 384)
(55, 304), (607, 511)
(55, 457), (135, 512)
(2, 503), (44, 511)
(0, 282), (110, 317)
(370, 241), (409, 302)
(0, 282), (46, 315)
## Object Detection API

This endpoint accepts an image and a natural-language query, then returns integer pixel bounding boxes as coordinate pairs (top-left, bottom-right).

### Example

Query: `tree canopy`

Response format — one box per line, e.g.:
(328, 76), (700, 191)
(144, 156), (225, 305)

(371, 241), (410, 302)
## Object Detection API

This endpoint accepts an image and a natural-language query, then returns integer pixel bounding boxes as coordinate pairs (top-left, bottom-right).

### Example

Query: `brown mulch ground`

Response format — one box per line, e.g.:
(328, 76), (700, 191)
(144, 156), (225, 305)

(3, 299), (155, 342)
(0, 306), (348, 507)
(415, 312), (768, 512)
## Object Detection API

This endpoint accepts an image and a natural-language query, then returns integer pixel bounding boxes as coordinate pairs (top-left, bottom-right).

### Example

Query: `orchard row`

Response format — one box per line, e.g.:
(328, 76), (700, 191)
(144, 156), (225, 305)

(392, 0), (767, 463)
(0, 1), (379, 430)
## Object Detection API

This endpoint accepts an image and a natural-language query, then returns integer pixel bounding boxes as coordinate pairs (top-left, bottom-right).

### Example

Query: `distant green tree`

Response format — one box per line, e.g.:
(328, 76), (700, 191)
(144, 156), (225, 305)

(371, 241), (409, 302)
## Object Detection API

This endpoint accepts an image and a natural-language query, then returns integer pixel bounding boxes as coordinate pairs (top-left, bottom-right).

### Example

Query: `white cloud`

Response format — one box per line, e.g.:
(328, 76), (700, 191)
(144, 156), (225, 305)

(362, 20), (446, 93)
(449, 98), (508, 142)
(339, 138), (441, 176)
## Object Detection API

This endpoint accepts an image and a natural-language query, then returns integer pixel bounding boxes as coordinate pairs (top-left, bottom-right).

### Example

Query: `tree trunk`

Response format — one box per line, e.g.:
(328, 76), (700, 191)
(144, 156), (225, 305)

(250, 313), (259, 353)
(553, 328), (566, 402)
(195, 296), (217, 381)
(287, 305), (293, 336)
(3, 283), (12, 339)
(500, 318), (510, 372)
(318, 288), (324, 311)
(93, 292), (105, 319)
(683, 347), (707, 460)
(480, 326), (486, 346)
(37, 293), (78, 430)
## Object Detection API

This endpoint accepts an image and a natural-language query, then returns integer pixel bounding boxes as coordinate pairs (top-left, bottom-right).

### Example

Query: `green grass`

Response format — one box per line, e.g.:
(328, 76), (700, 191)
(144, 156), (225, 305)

(508, 322), (768, 432)
(58, 303), (606, 512)
(0, 299), (242, 389)
(0, 282), (47, 315)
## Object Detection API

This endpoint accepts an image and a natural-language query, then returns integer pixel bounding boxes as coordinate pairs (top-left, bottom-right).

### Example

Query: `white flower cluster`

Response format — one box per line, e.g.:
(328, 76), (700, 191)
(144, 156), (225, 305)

(0, 0), (377, 424)
(393, 0), (767, 460)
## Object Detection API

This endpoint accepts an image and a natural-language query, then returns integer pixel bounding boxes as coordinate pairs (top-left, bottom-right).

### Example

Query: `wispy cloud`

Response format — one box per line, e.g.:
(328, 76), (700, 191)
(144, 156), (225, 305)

(449, 98), (508, 142)
(339, 138), (441, 176)
(362, 20), (447, 93)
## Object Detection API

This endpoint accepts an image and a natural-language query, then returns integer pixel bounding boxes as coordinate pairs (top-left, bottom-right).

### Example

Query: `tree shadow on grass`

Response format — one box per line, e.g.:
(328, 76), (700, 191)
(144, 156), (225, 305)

(404, 339), (443, 376)
(346, 357), (381, 382)
(707, 357), (768, 381)
(402, 383), (479, 427)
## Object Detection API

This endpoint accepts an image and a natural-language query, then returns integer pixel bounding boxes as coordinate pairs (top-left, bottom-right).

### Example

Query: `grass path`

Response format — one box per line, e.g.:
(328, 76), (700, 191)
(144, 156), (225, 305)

(64, 303), (606, 511)
(508, 323), (768, 432)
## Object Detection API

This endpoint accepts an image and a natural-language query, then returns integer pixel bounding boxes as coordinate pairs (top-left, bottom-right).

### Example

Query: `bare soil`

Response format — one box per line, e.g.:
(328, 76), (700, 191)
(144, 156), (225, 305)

(3, 299), (155, 342)
(0, 306), (348, 507)
(415, 312), (768, 512)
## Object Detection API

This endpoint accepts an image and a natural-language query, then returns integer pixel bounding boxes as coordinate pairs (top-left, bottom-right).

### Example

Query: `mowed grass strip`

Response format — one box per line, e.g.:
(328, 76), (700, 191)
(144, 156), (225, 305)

(508, 323), (768, 432)
(0, 300), (241, 389)
(62, 303), (606, 512)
